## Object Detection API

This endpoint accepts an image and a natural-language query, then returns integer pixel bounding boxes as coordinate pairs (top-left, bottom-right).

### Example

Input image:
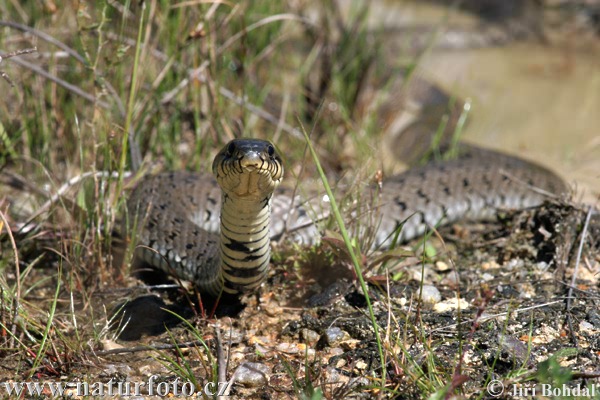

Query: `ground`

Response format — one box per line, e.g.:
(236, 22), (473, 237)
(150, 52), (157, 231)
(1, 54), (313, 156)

(4, 200), (596, 399)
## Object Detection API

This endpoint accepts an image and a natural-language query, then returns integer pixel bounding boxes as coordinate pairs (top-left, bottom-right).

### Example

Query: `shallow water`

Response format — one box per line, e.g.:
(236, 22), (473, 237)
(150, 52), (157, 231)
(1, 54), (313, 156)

(422, 44), (600, 203)
(372, 0), (600, 202)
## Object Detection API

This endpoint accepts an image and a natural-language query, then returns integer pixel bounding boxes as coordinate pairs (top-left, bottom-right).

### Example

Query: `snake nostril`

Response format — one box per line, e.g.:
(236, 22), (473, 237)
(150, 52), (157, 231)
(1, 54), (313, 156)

(240, 152), (261, 169)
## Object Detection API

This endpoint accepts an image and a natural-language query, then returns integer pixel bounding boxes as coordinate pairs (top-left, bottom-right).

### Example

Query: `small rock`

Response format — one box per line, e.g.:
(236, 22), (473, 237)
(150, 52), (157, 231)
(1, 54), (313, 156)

(354, 360), (368, 371)
(254, 343), (270, 356)
(101, 340), (124, 351)
(348, 376), (370, 388)
(138, 365), (153, 377)
(433, 297), (470, 313)
(498, 334), (533, 367)
(221, 328), (244, 343)
(263, 304), (282, 317)
(333, 357), (346, 368)
(329, 347), (344, 357)
(325, 366), (341, 383)
(103, 363), (133, 376)
(276, 342), (305, 354)
(587, 309), (600, 328)
(480, 272), (495, 282)
(535, 261), (550, 272)
(435, 261), (450, 271)
(440, 272), (459, 287)
(504, 259), (524, 270)
(518, 282), (536, 299)
(481, 260), (500, 270)
(300, 328), (320, 345)
(322, 327), (345, 347)
(340, 338), (361, 351)
(234, 362), (270, 387)
(276, 342), (315, 356)
(579, 320), (596, 333)
(419, 285), (441, 306)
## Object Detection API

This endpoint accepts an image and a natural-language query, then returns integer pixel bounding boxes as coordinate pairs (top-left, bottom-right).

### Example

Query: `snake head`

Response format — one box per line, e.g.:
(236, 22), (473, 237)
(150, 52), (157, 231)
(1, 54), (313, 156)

(213, 138), (283, 198)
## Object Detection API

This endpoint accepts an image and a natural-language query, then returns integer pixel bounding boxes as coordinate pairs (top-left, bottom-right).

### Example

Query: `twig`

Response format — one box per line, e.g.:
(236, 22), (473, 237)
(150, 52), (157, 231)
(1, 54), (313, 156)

(216, 14), (310, 55)
(0, 47), (38, 86)
(0, 170), (47, 197)
(94, 340), (206, 356)
(0, 23), (134, 168)
(0, 20), (88, 65)
(215, 324), (228, 396)
(0, 206), (21, 350)
(564, 205), (595, 345)
(0, 20), (128, 114)
(157, 13), (310, 141)
(222, 367), (237, 397)
(3, 54), (111, 109)
(104, 18), (307, 142)
(217, 83), (305, 140)
(427, 300), (564, 333)
(23, 171), (129, 230)
(499, 167), (568, 200)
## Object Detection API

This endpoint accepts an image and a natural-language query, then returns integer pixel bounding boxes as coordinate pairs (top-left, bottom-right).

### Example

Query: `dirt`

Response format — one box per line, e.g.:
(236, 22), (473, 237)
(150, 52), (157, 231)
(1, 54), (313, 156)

(46, 200), (597, 399)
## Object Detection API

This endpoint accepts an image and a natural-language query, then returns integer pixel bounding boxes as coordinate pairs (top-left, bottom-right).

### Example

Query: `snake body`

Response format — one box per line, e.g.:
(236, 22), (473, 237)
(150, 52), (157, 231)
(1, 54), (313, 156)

(126, 139), (567, 296)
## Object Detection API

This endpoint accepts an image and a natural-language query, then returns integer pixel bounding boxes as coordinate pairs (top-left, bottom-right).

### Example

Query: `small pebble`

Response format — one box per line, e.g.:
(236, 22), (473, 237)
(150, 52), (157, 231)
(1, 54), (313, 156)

(435, 261), (450, 271)
(480, 272), (494, 282)
(138, 365), (153, 377)
(481, 260), (500, 270)
(322, 327), (345, 347)
(103, 363), (133, 376)
(101, 340), (124, 351)
(350, 377), (370, 388)
(234, 362), (270, 387)
(504, 259), (524, 270)
(354, 360), (368, 371)
(276, 342), (306, 354)
(498, 333), (531, 366)
(300, 328), (320, 345)
(535, 261), (550, 272)
(329, 347), (344, 356)
(440, 273), (459, 287)
(433, 297), (470, 313)
(419, 285), (441, 306)
(326, 367), (341, 383)
(254, 343), (270, 356)
(587, 309), (600, 328)
(221, 328), (244, 343)
(579, 320), (596, 333)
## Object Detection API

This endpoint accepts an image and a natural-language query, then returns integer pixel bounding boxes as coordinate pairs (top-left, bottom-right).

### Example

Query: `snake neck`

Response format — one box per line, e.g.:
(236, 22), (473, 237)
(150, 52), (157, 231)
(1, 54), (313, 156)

(219, 193), (272, 294)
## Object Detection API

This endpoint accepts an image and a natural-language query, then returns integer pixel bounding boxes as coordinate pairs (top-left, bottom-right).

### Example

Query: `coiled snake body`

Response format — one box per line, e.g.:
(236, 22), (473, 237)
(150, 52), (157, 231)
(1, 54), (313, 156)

(126, 139), (567, 296)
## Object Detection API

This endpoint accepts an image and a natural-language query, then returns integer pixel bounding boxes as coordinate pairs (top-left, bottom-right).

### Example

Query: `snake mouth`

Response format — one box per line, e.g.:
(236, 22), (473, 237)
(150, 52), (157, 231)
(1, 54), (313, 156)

(239, 151), (262, 172)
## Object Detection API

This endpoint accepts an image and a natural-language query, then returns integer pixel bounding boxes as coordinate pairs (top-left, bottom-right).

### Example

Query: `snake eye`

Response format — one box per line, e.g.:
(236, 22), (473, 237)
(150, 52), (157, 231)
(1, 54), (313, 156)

(226, 141), (236, 156)
(267, 145), (275, 157)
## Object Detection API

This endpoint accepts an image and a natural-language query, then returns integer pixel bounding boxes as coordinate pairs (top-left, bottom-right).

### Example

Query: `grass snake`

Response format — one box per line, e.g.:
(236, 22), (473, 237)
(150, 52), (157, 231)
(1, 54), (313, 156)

(126, 138), (567, 297)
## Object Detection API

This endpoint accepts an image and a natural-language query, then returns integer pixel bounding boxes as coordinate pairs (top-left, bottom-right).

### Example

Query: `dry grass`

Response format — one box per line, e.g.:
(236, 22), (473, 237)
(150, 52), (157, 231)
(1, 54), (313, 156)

(0, 1), (396, 396)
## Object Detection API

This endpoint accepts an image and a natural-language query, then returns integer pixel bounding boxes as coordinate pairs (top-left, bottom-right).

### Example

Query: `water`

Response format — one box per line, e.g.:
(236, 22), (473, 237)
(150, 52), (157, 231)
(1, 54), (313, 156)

(372, 0), (600, 202)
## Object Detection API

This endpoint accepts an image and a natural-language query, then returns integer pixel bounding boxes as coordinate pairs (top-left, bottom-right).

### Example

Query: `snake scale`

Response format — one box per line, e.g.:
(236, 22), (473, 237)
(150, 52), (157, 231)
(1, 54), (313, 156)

(126, 139), (567, 297)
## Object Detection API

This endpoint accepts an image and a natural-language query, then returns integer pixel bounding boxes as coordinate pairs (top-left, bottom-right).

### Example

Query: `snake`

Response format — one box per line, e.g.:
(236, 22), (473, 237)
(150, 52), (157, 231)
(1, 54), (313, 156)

(125, 138), (568, 297)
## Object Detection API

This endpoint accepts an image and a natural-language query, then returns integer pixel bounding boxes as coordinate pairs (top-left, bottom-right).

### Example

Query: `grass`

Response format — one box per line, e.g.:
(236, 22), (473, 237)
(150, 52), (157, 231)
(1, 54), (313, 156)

(0, 1), (598, 399)
(300, 119), (386, 390)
